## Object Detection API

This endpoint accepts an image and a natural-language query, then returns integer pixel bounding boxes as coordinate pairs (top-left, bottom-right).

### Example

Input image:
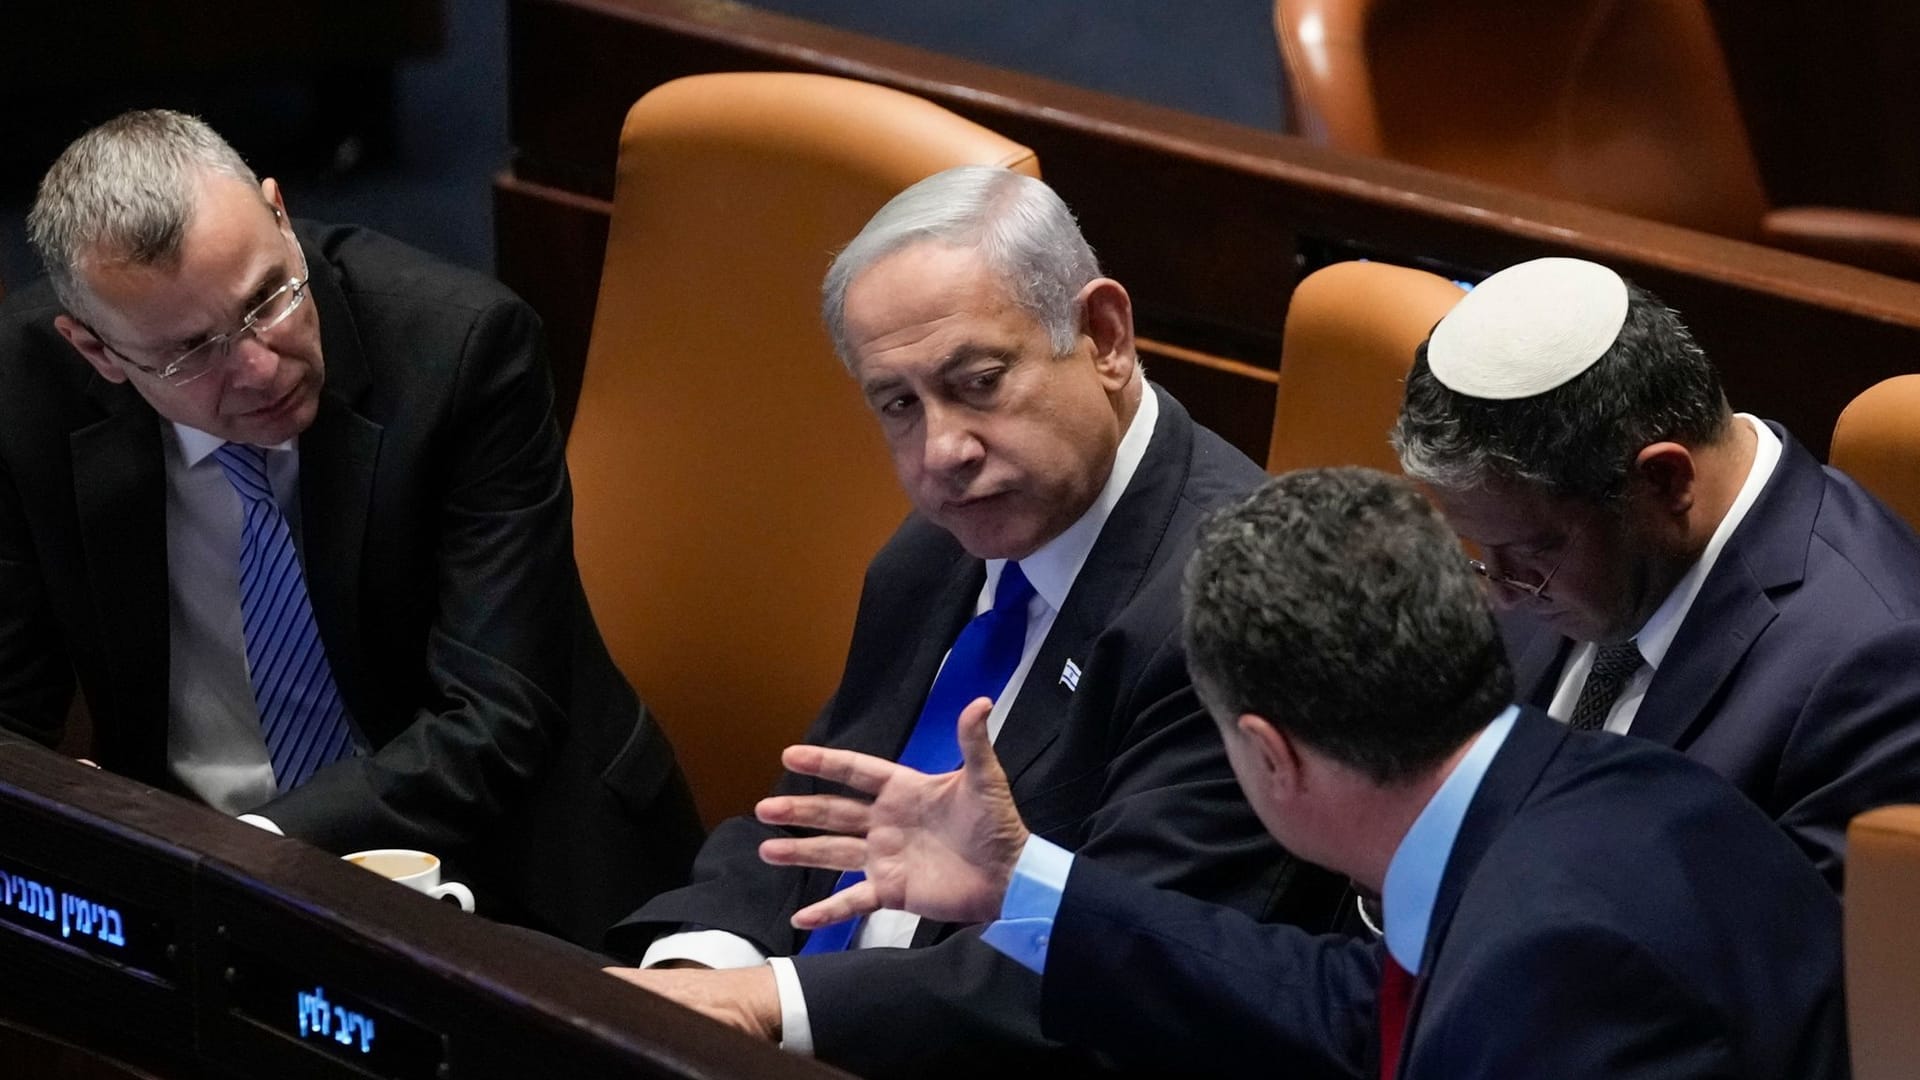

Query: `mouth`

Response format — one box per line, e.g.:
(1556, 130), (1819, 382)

(942, 490), (1009, 513)
(245, 384), (303, 419)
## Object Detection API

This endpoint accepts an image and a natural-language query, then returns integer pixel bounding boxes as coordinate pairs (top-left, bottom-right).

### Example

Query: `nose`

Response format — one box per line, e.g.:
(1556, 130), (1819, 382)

(224, 331), (281, 389)
(920, 401), (984, 478)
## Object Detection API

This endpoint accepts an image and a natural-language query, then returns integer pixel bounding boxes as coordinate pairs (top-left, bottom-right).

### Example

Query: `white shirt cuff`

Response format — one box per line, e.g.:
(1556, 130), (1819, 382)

(767, 956), (814, 1055)
(236, 813), (283, 836)
(640, 929), (769, 971)
(978, 834), (1074, 974)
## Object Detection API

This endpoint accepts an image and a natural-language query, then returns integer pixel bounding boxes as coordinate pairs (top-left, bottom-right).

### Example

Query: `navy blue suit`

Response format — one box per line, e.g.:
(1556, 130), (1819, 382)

(1041, 709), (1848, 1079)
(1507, 423), (1920, 889)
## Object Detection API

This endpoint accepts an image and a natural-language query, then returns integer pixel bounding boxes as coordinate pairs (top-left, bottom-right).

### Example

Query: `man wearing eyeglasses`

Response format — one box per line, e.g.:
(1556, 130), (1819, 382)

(1392, 256), (1920, 891)
(0, 109), (702, 945)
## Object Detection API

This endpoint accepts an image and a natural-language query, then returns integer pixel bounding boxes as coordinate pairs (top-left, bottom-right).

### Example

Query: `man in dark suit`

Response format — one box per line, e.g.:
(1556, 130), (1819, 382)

(761, 468), (1849, 1078)
(1393, 256), (1920, 890)
(0, 109), (701, 945)
(603, 165), (1338, 1075)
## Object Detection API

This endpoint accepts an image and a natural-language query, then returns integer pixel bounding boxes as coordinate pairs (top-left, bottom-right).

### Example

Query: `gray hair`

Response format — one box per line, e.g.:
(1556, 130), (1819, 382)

(1183, 468), (1511, 785)
(821, 165), (1101, 367)
(26, 109), (260, 317)
(1393, 282), (1732, 503)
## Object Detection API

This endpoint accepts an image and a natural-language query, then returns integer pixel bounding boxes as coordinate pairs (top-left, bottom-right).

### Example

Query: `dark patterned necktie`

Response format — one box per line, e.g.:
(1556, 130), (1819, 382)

(212, 443), (359, 791)
(1569, 640), (1643, 732)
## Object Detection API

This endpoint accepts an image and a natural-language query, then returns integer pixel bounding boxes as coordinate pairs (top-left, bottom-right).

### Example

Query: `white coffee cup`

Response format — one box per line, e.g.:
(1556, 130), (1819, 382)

(342, 848), (475, 912)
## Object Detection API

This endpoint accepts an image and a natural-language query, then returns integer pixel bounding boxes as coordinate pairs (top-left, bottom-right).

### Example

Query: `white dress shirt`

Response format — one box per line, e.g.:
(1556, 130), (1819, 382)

(1547, 415), (1782, 732)
(163, 422), (299, 820)
(643, 389), (1163, 1054)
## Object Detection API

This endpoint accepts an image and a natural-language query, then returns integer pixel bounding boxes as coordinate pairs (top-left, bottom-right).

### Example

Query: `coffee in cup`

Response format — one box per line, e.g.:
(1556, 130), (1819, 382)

(342, 849), (475, 912)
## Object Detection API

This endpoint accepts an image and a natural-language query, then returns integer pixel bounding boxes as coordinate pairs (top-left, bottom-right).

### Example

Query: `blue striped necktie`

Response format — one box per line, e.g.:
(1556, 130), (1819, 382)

(800, 561), (1037, 954)
(211, 443), (358, 792)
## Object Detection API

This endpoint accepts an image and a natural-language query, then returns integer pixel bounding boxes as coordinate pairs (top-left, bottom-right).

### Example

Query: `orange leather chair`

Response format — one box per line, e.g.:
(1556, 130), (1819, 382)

(1266, 260), (1465, 474)
(1829, 374), (1920, 534)
(568, 72), (1039, 827)
(1274, 0), (1920, 279)
(1846, 806), (1920, 1079)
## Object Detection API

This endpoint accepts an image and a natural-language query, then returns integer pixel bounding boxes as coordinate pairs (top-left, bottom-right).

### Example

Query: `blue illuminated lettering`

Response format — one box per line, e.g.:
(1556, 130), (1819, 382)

(0, 863), (130, 949)
(296, 988), (375, 1055)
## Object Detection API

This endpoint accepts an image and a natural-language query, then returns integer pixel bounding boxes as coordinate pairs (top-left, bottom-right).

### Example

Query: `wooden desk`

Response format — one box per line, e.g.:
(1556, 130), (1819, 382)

(0, 734), (841, 1080)
(497, 0), (1920, 461)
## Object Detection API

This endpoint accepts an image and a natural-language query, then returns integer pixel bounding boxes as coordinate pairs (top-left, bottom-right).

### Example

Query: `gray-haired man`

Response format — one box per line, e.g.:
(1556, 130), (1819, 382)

(602, 165), (1340, 1077)
(0, 109), (701, 945)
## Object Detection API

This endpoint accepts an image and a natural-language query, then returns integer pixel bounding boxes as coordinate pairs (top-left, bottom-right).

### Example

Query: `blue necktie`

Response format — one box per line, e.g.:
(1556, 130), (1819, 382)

(800, 561), (1037, 954)
(211, 443), (358, 792)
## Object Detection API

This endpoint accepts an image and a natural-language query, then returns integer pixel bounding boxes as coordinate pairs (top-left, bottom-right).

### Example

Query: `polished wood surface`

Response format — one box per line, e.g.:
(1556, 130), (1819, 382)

(0, 734), (842, 1080)
(498, 0), (1920, 464)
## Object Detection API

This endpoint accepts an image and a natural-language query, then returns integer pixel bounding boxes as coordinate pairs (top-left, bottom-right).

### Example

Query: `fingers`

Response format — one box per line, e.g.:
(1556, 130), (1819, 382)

(957, 697), (1003, 778)
(756, 792), (873, 834)
(759, 835), (869, 873)
(780, 743), (910, 795)
(790, 878), (881, 930)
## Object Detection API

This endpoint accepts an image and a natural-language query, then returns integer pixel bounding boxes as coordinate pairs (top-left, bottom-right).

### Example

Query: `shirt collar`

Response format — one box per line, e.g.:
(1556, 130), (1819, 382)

(985, 386), (1159, 613)
(1630, 414), (1781, 670)
(171, 422), (296, 468)
(1382, 704), (1518, 973)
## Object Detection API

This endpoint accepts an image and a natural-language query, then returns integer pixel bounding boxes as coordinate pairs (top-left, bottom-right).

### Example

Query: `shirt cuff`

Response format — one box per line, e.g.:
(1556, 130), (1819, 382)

(978, 834), (1074, 975)
(236, 813), (283, 836)
(767, 956), (813, 1055)
(640, 929), (769, 971)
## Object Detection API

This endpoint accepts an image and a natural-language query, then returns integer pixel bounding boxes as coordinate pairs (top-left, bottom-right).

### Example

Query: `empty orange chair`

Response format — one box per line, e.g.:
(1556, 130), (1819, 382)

(1846, 805), (1920, 1079)
(1274, 0), (1920, 279)
(1830, 374), (1920, 534)
(1267, 259), (1464, 474)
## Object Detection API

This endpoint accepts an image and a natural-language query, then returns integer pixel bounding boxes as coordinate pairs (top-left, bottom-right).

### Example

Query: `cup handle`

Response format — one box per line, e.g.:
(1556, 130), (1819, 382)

(428, 881), (475, 913)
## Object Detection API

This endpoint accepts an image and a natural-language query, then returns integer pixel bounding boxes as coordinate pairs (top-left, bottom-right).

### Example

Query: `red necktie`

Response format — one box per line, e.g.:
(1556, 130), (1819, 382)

(1377, 952), (1415, 1080)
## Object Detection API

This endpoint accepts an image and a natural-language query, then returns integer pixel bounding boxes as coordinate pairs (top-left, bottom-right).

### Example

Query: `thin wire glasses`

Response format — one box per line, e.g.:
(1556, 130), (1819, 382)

(84, 242), (310, 389)
(1467, 545), (1567, 599)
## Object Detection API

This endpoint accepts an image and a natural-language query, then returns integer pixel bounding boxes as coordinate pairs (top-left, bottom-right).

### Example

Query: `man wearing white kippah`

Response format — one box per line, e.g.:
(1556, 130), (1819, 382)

(1393, 256), (1920, 890)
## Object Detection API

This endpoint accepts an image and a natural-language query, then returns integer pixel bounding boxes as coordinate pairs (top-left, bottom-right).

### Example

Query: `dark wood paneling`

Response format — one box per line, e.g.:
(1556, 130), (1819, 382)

(501, 0), (1920, 461)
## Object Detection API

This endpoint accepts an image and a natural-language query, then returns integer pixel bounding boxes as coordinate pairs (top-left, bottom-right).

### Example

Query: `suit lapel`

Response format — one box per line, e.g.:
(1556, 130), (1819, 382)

(296, 234), (382, 729)
(69, 385), (169, 774)
(1630, 425), (1816, 749)
(1504, 615), (1572, 709)
(993, 387), (1194, 787)
(1408, 709), (1567, 1039)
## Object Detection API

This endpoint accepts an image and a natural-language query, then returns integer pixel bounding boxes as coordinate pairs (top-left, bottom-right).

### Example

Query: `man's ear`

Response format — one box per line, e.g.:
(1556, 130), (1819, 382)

(1077, 277), (1137, 392)
(1236, 712), (1304, 798)
(54, 314), (128, 384)
(1631, 442), (1698, 516)
(262, 177), (289, 223)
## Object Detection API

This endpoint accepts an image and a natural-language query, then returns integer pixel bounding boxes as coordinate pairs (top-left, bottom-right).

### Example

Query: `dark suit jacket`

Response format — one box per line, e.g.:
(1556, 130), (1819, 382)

(613, 387), (1343, 1077)
(1506, 423), (1920, 889)
(0, 223), (701, 945)
(1043, 708), (1848, 1079)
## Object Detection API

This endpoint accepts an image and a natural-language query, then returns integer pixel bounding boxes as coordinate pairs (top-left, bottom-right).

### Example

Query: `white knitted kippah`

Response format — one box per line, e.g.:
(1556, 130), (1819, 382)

(1427, 257), (1629, 400)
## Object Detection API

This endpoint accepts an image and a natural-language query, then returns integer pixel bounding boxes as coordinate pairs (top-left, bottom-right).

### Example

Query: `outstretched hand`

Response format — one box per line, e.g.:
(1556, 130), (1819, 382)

(757, 696), (1029, 928)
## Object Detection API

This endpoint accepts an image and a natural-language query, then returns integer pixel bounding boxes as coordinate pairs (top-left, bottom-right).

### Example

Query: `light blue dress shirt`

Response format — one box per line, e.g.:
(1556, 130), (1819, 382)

(981, 706), (1520, 976)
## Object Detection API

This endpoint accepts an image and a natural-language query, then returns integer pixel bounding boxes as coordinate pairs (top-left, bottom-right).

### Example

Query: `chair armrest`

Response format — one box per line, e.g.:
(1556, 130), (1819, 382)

(1762, 206), (1920, 281)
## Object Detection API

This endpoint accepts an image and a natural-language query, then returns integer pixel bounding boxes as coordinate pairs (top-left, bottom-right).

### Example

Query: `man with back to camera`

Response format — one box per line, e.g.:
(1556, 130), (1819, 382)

(599, 164), (1344, 1076)
(0, 109), (703, 945)
(758, 466), (1849, 1078)
(1392, 256), (1920, 890)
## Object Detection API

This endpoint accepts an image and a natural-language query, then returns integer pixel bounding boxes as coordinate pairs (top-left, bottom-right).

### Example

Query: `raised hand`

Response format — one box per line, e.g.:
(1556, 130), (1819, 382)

(757, 696), (1030, 927)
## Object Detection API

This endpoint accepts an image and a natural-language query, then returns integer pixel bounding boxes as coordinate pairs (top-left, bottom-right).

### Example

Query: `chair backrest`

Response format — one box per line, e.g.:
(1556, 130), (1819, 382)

(568, 72), (1039, 827)
(1830, 374), (1920, 535)
(1847, 805), (1920, 1079)
(1266, 260), (1464, 474)
(1274, 0), (1770, 239)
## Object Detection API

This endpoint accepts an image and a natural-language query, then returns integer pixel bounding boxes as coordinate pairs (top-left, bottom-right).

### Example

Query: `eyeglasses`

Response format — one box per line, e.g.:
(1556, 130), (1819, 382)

(1467, 545), (1567, 599)
(84, 237), (310, 389)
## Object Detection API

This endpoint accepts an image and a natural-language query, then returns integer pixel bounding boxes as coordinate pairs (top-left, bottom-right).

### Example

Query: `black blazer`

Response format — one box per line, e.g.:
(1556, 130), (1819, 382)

(1043, 709), (1849, 1079)
(0, 223), (701, 945)
(1506, 424), (1920, 889)
(614, 387), (1343, 1077)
